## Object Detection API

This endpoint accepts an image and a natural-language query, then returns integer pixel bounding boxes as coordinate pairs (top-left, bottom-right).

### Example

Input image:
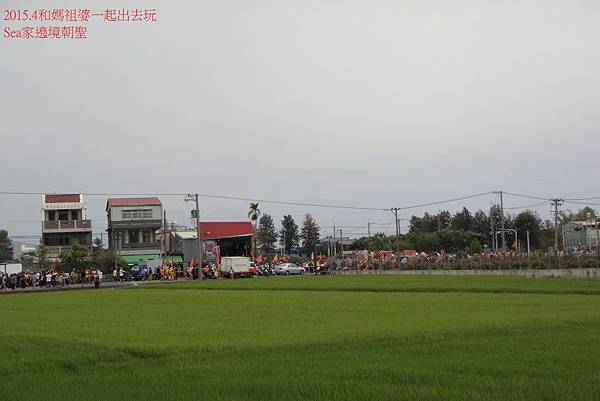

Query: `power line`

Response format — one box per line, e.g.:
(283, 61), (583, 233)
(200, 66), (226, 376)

(502, 191), (550, 201)
(564, 196), (600, 201)
(393, 191), (495, 211)
(2, 189), (599, 216)
(0, 191), (387, 212)
(504, 201), (548, 210)
(564, 200), (600, 207)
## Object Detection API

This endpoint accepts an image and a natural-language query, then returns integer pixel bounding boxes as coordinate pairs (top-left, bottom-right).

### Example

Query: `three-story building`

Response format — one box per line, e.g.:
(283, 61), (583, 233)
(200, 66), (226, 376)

(41, 194), (92, 258)
(106, 197), (163, 264)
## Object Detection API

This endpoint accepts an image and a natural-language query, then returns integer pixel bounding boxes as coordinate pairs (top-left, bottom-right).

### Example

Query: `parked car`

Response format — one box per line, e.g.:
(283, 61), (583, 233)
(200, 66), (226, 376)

(129, 265), (146, 281)
(274, 263), (305, 275)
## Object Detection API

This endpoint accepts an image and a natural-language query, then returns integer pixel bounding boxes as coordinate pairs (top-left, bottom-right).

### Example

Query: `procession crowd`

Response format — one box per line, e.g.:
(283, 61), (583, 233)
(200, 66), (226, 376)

(0, 269), (106, 291)
(0, 263), (224, 292)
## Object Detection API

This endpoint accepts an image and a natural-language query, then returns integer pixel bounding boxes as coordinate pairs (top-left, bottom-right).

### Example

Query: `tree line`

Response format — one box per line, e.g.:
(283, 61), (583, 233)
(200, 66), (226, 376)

(353, 206), (598, 253)
(250, 203), (321, 257)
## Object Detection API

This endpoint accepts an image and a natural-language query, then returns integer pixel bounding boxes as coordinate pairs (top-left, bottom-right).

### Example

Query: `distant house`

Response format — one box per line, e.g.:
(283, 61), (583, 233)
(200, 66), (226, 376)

(106, 197), (163, 264)
(563, 221), (600, 250)
(41, 194), (92, 259)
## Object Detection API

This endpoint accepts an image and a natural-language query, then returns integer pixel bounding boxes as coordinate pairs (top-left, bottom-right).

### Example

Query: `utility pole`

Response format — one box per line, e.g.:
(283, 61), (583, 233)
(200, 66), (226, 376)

(596, 218), (599, 267)
(499, 191), (506, 252)
(160, 216), (164, 260)
(339, 228), (343, 256)
(551, 198), (563, 254)
(368, 220), (371, 238)
(490, 205), (496, 252)
(195, 194), (202, 267)
(333, 224), (337, 259)
(163, 210), (168, 258)
(185, 194), (202, 268)
(392, 208), (400, 257)
(586, 213), (592, 252)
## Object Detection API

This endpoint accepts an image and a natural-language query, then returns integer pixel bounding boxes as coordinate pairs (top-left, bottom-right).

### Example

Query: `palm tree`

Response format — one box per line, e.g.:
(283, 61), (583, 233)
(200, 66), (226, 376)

(248, 202), (261, 260)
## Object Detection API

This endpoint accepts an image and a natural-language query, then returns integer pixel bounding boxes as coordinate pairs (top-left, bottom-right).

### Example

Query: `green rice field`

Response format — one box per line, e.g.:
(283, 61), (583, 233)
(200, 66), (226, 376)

(1, 275), (600, 401)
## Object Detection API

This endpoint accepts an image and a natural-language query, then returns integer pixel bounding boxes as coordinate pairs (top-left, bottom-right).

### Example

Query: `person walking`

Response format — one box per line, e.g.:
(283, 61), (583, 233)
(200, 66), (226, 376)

(94, 269), (103, 288)
(70, 269), (78, 286)
(112, 268), (118, 283)
(119, 267), (124, 282)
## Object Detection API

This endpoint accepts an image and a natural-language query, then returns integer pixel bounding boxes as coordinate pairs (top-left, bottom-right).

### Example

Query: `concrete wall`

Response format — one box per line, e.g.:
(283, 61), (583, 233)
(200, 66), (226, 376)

(337, 268), (600, 279)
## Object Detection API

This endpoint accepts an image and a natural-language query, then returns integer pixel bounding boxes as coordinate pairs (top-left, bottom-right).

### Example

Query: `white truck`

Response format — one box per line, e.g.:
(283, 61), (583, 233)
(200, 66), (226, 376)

(220, 256), (251, 278)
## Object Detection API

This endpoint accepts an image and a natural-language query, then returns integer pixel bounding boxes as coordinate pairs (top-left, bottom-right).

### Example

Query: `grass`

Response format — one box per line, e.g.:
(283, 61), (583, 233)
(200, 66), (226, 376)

(1, 276), (600, 401)
(147, 274), (600, 295)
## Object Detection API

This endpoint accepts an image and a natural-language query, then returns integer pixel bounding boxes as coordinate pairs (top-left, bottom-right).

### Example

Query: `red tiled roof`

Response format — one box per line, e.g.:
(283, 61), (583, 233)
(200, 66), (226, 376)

(198, 221), (254, 239)
(106, 197), (162, 209)
(44, 194), (81, 203)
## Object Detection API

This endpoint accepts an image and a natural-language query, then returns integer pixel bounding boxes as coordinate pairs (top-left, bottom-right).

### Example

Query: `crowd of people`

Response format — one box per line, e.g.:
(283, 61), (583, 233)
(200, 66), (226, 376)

(0, 268), (107, 291)
(0, 262), (228, 292)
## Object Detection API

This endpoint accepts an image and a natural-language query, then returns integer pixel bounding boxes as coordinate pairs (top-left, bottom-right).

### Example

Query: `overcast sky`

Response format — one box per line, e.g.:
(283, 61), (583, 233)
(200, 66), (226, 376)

(2, 0), (600, 243)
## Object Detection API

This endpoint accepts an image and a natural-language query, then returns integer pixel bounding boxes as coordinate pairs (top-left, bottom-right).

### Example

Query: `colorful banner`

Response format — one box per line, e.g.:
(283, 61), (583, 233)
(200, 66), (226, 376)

(204, 240), (217, 261)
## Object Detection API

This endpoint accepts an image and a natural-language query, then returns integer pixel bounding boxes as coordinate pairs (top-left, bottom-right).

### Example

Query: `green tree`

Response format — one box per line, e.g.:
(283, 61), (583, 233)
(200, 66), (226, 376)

(58, 244), (89, 272)
(92, 250), (126, 272)
(435, 210), (452, 231)
(451, 207), (473, 231)
(300, 214), (320, 256)
(0, 230), (14, 262)
(92, 237), (104, 253)
(574, 207), (597, 221)
(514, 210), (542, 248)
(279, 215), (299, 254)
(472, 210), (490, 243)
(256, 214), (277, 253)
(248, 202), (261, 259)
(466, 239), (483, 254)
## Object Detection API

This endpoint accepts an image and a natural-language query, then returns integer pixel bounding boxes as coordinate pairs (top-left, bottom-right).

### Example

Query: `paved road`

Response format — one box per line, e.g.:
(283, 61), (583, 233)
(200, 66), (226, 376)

(0, 278), (186, 295)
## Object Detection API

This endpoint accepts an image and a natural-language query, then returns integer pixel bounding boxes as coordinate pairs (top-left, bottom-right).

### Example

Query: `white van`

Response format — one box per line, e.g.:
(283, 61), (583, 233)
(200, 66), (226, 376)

(220, 257), (250, 278)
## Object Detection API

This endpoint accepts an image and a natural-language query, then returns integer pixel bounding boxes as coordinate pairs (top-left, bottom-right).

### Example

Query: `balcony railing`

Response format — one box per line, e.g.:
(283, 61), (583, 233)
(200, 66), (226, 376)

(43, 220), (92, 231)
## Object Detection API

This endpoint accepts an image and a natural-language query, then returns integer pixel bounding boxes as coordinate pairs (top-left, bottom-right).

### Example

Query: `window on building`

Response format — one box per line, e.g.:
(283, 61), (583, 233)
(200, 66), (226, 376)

(48, 210), (56, 221)
(129, 230), (139, 243)
(142, 230), (152, 243)
(121, 209), (153, 220)
(58, 210), (69, 221)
